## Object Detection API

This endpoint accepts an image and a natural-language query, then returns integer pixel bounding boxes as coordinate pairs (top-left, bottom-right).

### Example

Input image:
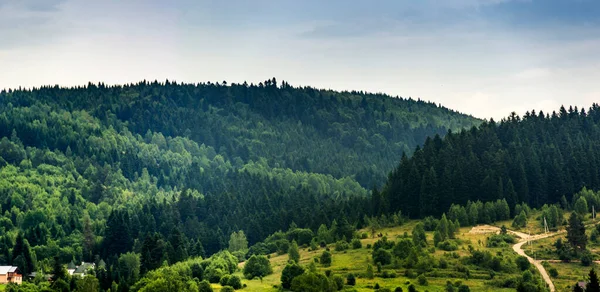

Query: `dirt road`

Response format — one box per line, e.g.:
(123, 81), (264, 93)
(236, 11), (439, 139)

(469, 225), (561, 291)
(512, 232), (562, 292)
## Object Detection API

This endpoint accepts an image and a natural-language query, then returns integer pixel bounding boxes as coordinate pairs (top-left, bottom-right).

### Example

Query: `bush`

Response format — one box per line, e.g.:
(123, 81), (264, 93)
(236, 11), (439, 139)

(437, 240), (458, 251)
(381, 270), (397, 278)
(486, 234), (515, 247)
(281, 262), (305, 289)
(395, 287), (403, 292)
(219, 275), (231, 286)
(220, 286), (235, 292)
(439, 258), (448, 269)
(458, 285), (470, 292)
(515, 256), (530, 271)
(408, 284), (417, 292)
(198, 280), (213, 292)
(335, 240), (349, 251)
(332, 275), (344, 291)
(243, 255), (272, 279)
(291, 273), (335, 291)
(227, 275), (242, 289)
(548, 268), (559, 278)
(417, 274), (428, 285)
(346, 273), (356, 286)
(375, 283), (381, 289)
(351, 238), (362, 249)
(191, 262), (204, 280)
(581, 251), (593, 266)
(372, 249), (392, 265)
(320, 251), (332, 267)
(361, 233), (368, 239)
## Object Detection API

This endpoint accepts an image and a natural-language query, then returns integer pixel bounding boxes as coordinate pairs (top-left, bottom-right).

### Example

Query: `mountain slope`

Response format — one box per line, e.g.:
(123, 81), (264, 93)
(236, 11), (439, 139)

(0, 79), (479, 282)
(3, 79), (480, 187)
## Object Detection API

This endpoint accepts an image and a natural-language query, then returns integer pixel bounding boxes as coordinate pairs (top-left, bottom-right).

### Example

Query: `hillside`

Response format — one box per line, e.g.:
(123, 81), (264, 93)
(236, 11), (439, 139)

(0, 80), (479, 290)
(378, 104), (600, 218)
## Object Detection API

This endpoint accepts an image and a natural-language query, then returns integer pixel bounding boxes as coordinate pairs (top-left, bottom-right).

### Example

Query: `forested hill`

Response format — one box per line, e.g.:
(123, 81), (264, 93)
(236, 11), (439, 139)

(0, 79), (478, 279)
(1, 79), (479, 187)
(378, 104), (600, 219)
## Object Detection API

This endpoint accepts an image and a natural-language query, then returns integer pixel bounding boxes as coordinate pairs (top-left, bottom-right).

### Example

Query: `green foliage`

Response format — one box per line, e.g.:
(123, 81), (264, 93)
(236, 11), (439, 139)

(515, 256), (530, 271)
(412, 223), (427, 247)
(242, 255), (272, 279)
(281, 262), (305, 289)
(351, 238), (362, 249)
(118, 252), (141, 287)
(379, 104), (600, 218)
(334, 240), (349, 252)
(373, 249), (392, 265)
(228, 231), (248, 253)
(512, 211), (528, 229)
(198, 280), (213, 292)
(288, 240), (300, 263)
(574, 197), (589, 216)
(549, 267), (558, 278)
(587, 268), (600, 292)
(220, 286), (235, 292)
(291, 272), (335, 292)
(227, 275), (242, 290)
(417, 274), (428, 285)
(366, 264), (374, 279)
(346, 273), (356, 286)
(567, 213), (587, 251)
(320, 251), (332, 267)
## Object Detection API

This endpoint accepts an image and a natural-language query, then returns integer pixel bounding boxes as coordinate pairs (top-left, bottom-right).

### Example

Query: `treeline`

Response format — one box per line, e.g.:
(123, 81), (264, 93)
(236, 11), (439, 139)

(378, 104), (600, 218)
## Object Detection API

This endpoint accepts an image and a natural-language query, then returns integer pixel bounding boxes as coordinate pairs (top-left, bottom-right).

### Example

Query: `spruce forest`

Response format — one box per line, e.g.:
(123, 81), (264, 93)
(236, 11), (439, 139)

(2, 80), (600, 292)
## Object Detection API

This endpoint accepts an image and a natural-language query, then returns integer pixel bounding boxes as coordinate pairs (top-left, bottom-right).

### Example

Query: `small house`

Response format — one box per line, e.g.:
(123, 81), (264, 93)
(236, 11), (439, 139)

(0, 266), (22, 284)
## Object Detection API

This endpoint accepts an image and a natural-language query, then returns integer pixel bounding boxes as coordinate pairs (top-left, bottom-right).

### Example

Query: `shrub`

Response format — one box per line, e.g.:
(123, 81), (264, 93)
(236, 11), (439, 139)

(375, 283), (381, 289)
(458, 285), (470, 292)
(515, 256), (531, 271)
(243, 255), (272, 279)
(372, 249), (392, 265)
(219, 275), (231, 286)
(439, 258), (448, 269)
(346, 273), (356, 286)
(220, 286), (235, 292)
(320, 251), (332, 267)
(549, 268), (559, 278)
(437, 241), (458, 251)
(581, 251), (593, 266)
(417, 274), (428, 285)
(351, 238), (362, 249)
(198, 280), (213, 292)
(332, 275), (344, 291)
(335, 240), (349, 251)
(281, 262), (305, 289)
(408, 284), (417, 292)
(361, 233), (369, 239)
(381, 270), (397, 278)
(291, 273), (335, 291)
(227, 275), (242, 289)
(395, 287), (403, 292)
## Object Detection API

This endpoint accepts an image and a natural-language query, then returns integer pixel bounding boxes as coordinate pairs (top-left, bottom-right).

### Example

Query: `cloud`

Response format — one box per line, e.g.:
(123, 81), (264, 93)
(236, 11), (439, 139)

(514, 68), (553, 80)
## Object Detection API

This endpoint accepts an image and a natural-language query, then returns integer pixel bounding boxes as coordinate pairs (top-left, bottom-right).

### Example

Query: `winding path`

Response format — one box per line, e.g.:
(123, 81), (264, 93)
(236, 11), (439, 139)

(471, 225), (562, 291)
(511, 230), (564, 292)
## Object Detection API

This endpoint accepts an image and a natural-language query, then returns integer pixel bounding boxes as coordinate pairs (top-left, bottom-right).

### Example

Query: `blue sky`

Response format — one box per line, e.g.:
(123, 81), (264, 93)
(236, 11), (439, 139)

(1, 0), (599, 119)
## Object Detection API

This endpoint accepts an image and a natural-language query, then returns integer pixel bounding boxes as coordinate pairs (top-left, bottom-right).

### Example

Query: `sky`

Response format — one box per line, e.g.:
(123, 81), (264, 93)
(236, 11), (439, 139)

(1, 0), (599, 120)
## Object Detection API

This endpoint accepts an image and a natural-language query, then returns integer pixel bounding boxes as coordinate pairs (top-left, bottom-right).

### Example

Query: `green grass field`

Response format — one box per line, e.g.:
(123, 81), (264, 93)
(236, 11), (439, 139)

(227, 222), (539, 291)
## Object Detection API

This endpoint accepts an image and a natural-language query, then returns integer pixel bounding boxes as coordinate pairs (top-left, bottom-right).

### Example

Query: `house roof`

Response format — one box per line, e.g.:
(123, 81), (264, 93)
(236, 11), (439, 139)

(0, 266), (18, 274)
(74, 262), (94, 274)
